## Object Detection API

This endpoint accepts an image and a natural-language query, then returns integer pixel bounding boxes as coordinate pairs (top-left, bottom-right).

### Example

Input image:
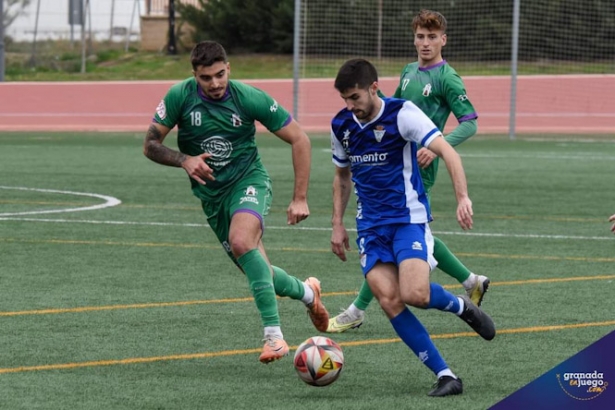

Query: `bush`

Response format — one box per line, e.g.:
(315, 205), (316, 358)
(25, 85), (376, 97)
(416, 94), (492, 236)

(177, 0), (294, 54)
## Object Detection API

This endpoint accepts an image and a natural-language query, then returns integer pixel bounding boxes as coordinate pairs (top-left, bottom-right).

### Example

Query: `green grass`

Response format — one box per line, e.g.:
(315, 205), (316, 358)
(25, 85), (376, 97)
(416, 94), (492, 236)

(1, 132), (615, 409)
(5, 40), (615, 81)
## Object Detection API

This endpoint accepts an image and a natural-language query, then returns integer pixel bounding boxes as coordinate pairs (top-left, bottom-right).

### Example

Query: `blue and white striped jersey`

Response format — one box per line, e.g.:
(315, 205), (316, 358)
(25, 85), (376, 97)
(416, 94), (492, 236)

(331, 97), (442, 231)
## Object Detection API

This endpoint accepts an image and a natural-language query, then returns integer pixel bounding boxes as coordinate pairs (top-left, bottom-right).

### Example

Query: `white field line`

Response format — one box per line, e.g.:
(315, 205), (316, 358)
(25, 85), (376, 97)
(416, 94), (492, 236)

(0, 216), (613, 241)
(0, 186), (121, 216)
(453, 153), (615, 160)
(1, 186), (613, 241)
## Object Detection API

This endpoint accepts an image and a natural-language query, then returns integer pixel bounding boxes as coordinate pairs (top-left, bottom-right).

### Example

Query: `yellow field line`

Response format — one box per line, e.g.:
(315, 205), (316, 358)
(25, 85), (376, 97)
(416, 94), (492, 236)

(0, 237), (207, 249)
(2, 274), (614, 317)
(0, 297), (255, 317)
(454, 252), (615, 263)
(0, 320), (613, 375)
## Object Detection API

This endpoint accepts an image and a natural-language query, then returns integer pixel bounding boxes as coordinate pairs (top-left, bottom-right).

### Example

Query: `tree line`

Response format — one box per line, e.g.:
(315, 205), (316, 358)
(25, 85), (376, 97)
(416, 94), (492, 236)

(178, 0), (615, 62)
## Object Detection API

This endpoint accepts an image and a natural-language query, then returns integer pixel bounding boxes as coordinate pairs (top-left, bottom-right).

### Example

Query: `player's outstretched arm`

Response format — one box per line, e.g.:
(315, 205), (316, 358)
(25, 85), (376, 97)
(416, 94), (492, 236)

(427, 136), (473, 230)
(143, 122), (214, 185)
(273, 120), (311, 225)
(418, 120), (477, 169)
(445, 119), (477, 147)
(331, 166), (352, 261)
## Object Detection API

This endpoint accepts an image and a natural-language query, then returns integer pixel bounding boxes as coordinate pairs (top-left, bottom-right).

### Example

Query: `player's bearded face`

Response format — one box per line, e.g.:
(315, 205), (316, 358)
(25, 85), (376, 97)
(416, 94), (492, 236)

(193, 61), (230, 100)
(341, 84), (379, 122)
(352, 92), (375, 120)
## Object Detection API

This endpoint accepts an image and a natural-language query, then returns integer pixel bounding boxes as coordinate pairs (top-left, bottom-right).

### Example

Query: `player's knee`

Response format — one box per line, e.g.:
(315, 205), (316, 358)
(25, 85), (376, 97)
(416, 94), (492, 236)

(401, 289), (430, 308)
(229, 237), (251, 258)
(231, 246), (251, 259)
(376, 294), (405, 318)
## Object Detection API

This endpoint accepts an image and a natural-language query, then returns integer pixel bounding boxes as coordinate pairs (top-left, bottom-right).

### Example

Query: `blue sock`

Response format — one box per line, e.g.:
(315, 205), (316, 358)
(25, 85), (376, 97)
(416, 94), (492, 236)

(390, 308), (448, 375)
(426, 283), (460, 313)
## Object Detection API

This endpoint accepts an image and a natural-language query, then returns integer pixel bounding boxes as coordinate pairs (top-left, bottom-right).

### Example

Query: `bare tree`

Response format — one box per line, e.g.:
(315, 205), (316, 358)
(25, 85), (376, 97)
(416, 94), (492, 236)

(2, 0), (32, 30)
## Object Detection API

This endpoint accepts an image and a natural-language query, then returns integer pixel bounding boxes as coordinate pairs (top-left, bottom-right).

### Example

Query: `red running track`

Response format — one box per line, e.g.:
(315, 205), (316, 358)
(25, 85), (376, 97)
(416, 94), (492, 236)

(1, 75), (613, 134)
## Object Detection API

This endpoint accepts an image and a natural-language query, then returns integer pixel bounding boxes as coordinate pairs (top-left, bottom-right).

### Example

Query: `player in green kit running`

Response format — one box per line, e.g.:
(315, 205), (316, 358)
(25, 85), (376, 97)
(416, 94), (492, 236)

(143, 41), (329, 363)
(327, 10), (490, 333)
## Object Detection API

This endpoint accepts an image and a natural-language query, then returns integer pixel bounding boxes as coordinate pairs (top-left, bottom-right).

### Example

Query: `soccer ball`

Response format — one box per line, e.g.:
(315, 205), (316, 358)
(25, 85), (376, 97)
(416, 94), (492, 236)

(293, 336), (344, 387)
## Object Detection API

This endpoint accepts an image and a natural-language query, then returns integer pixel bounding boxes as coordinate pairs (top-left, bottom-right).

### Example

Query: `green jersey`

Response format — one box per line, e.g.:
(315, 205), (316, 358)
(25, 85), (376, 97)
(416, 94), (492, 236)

(393, 60), (476, 131)
(393, 60), (477, 192)
(154, 78), (291, 201)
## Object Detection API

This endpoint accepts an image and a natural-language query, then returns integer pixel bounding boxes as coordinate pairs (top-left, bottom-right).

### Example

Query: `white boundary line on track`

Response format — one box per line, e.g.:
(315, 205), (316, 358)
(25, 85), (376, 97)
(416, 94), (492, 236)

(0, 216), (613, 241)
(3, 74), (615, 86)
(2, 112), (614, 118)
(0, 186), (121, 216)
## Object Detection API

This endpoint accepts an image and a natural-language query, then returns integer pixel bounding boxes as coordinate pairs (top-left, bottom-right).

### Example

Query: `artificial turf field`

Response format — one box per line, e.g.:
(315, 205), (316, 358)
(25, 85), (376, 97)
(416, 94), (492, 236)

(1, 132), (614, 409)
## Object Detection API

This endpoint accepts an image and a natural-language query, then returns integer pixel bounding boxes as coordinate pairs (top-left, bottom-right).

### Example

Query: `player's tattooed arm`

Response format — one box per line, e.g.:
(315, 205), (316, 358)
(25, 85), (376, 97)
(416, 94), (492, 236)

(143, 123), (187, 167)
(144, 123), (215, 184)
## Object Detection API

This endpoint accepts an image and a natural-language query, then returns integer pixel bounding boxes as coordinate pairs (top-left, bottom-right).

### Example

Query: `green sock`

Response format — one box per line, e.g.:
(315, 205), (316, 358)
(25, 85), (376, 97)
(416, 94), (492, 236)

(272, 266), (305, 300)
(352, 279), (374, 311)
(433, 236), (471, 283)
(237, 249), (280, 327)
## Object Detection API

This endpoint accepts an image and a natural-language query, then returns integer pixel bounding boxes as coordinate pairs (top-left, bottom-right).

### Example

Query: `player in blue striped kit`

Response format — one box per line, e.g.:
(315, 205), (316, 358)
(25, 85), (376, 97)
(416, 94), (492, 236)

(330, 58), (495, 396)
(328, 9), (488, 334)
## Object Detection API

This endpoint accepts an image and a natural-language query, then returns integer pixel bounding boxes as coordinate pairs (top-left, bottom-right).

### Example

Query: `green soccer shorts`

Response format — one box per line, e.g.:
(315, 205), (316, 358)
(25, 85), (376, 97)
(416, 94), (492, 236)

(200, 167), (273, 266)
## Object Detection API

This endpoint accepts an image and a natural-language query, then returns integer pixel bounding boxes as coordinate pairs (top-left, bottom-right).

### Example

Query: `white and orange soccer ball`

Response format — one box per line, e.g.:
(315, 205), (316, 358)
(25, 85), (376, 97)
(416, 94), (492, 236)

(293, 336), (344, 387)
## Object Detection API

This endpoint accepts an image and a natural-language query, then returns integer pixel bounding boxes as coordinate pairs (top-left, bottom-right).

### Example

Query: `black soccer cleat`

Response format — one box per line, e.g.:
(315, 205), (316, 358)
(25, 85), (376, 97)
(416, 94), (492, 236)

(458, 294), (496, 341)
(428, 376), (463, 397)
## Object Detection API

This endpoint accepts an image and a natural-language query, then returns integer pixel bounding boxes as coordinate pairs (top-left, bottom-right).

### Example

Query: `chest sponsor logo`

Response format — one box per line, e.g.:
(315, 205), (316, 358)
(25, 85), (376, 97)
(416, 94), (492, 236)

(200, 136), (232, 167)
(348, 151), (388, 165)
